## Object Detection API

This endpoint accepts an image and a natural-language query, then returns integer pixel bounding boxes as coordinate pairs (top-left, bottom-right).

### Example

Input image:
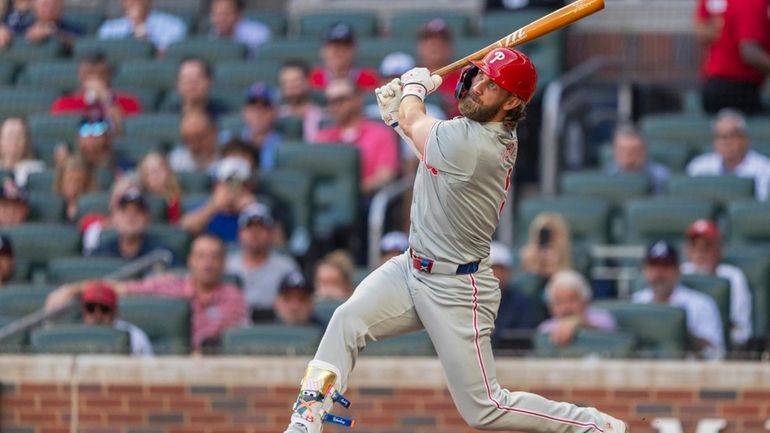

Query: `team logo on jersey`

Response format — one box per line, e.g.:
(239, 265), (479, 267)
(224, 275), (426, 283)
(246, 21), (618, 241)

(424, 162), (439, 176)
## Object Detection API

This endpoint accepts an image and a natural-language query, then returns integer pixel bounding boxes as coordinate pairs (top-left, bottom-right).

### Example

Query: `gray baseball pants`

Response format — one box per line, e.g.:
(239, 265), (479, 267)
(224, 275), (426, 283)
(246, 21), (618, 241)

(315, 253), (608, 433)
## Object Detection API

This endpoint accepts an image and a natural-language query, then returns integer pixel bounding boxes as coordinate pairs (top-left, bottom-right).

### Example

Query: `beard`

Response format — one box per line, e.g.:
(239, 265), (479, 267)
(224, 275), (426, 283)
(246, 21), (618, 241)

(458, 93), (500, 122)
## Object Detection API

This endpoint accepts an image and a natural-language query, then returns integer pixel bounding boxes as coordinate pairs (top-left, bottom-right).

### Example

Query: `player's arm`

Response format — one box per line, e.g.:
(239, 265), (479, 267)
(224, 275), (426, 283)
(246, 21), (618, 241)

(740, 41), (770, 74)
(398, 68), (443, 157)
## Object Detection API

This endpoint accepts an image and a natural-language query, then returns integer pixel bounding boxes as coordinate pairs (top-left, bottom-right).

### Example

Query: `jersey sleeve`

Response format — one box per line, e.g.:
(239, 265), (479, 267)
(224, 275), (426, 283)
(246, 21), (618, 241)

(423, 119), (478, 179)
(734, 0), (770, 44)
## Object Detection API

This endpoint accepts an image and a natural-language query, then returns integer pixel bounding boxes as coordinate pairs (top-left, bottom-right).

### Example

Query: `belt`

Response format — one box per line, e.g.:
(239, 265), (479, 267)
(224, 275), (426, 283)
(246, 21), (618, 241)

(410, 249), (481, 275)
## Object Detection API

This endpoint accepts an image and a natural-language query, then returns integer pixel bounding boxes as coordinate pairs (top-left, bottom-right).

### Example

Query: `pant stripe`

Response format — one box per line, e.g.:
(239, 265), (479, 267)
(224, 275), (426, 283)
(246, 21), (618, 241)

(468, 274), (605, 433)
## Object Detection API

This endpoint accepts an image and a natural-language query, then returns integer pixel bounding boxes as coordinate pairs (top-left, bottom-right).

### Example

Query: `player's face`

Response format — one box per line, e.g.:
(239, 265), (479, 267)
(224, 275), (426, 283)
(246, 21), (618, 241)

(685, 237), (720, 273)
(458, 72), (515, 123)
(643, 261), (679, 300)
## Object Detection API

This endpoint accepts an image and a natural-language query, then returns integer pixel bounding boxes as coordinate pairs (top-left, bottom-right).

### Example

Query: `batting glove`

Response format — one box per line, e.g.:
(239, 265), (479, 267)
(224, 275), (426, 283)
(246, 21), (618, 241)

(375, 78), (402, 128)
(400, 67), (443, 102)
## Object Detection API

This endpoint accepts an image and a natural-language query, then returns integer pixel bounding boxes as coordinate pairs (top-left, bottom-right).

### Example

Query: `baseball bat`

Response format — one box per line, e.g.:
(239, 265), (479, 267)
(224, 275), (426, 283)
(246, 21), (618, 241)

(432, 0), (605, 77)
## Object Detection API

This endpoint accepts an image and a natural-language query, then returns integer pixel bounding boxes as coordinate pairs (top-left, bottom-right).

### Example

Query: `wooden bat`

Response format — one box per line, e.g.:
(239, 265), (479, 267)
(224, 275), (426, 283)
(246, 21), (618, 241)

(432, 0), (605, 77)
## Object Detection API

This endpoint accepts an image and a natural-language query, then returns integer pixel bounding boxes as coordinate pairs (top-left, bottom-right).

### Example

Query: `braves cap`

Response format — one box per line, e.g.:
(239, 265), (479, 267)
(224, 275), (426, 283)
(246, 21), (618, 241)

(379, 52), (416, 78)
(324, 22), (355, 44)
(278, 271), (313, 296)
(686, 219), (720, 241)
(0, 234), (13, 257)
(244, 81), (275, 107)
(81, 280), (117, 309)
(644, 240), (679, 265)
(418, 18), (453, 40)
(118, 187), (148, 210)
(238, 203), (274, 229)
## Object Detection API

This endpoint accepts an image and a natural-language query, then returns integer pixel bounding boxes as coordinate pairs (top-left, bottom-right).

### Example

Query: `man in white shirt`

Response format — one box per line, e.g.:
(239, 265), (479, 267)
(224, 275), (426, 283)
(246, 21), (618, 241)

(686, 108), (770, 200)
(97, 0), (187, 53)
(680, 219), (752, 348)
(632, 240), (725, 359)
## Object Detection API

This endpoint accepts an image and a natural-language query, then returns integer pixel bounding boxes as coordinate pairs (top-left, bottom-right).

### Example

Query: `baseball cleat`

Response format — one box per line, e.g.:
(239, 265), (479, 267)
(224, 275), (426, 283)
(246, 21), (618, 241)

(600, 412), (628, 433)
(284, 362), (355, 433)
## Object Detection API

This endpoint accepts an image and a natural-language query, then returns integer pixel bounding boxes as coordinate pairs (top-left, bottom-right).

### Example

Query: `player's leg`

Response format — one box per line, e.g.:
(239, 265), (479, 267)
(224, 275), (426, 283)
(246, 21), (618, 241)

(411, 268), (624, 433)
(286, 253), (422, 433)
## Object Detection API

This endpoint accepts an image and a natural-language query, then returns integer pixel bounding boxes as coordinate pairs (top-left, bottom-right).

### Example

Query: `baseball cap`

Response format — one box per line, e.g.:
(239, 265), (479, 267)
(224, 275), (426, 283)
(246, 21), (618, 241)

(644, 240), (679, 265)
(244, 82), (275, 107)
(490, 241), (513, 268)
(418, 18), (453, 40)
(686, 219), (720, 241)
(0, 234), (14, 257)
(278, 271), (313, 297)
(81, 281), (117, 309)
(0, 180), (28, 203)
(238, 203), (274, 229)
(324, 22), (355, 44)
(380, 231), (409, 254)
(215, 156), (252, 183)
(117, 187), (148, 210)
(379, 52), (416, 78)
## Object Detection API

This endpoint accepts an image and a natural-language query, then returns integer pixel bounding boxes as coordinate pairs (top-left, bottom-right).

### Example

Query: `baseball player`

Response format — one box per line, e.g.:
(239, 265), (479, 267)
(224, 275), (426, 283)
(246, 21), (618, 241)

(284, 47), (628, 433)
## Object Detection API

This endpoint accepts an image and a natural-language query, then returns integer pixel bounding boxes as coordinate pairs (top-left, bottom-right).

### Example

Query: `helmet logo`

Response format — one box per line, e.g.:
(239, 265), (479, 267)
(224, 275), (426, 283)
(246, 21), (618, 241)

(489, 50), (506, 64)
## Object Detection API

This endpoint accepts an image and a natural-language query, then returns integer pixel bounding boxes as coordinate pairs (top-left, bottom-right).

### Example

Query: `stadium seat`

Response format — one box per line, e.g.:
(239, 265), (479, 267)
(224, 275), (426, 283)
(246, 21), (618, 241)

(115, 59), (179, 93)
(0, 87), (59, 118)
(723, 245), (770, 340)
(313, 299), (344, 326)
(61, 10), (105, 35)
(17, 61), (79, 93)
(27, 191), (65, 222)
(509, 272), (549, 324)
(3, 38), (63, 66)
(253, 39), (322, 65)
(77, 192), (166, 222)
(0, 62), (15, 85)
(177, 171), (212, 194)
(3, 223), (81, 268)
(668, 175), (754, 208)
(46, 257), (128, 284)
(363, 330), (435, 356)
(275, 144), (360, 240)
(222, 325), (322, 356)
(25, 169), (56, 192)
(26, 114), (80, 146)
(747, 116), (770, 144)
(158, 90), (236, 116)
(648, 140), (696, 172)
(640, 113), (712, 149)
(166, 38), (247, 63)
(388, 11), (472, 38)
(559, 171), (651, 207)
(99, 224), (191, 262)
(114, 85), (160, 113)
(679, 274), (731, 349)
(481, 9), (550, 39)
(533, 329), (636, 358)
(73, 38), (155, 64)
(297, 12), (379, 38)
(0, 284), (57, 318)
(517, 196), (612, 245)
(355, 38), (416, 69)
(726, 200), (770, 245)
(32, 141), (71, 167)
(30, 324), (131, 355)
(0, 315), (24, 352)
(113, 137), (163, 166)
(595, 301), (688, 358)
(123, 114), (181, 145)
(275, 116), (304, 141)
(620, 198), (716, 244)
(213, 60), (282, 88)
(243, 10), (288, 37)
(118, 296), (191, 354)
(257, 169), (313, 254)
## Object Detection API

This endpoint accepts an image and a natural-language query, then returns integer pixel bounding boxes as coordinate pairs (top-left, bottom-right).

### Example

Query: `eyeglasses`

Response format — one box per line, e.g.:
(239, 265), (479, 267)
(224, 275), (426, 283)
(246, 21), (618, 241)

(79, 122), (109, 137)
(84, 303), (113, 314)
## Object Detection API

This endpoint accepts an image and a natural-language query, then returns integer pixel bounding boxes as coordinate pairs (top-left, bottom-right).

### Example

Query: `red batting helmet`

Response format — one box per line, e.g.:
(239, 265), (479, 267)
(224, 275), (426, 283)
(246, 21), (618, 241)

(470, 47), (537, 103)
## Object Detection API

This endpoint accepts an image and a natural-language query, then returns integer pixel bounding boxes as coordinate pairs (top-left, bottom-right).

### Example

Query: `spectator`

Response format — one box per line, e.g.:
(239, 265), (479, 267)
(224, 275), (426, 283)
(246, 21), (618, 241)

(309, 22), (378, 91)
(633, 240), (725, 359)
(79, 281), (154, 357)
(699, 0), (770, 115)
(0, 178), (29, 226)
(0, 0), (35, 50)
(693, 0), (726, 46)
(54, 155), (96, 223)
(220, 82), (283, 171)
(208, 0), (270, 57)
(273, 271), (322, 327)
(89, 188), (174, 263)
(169, 110), (220, 174)
(180, 156), (257, 243)
(136, 152), (182, 224)
(225, 203), (300, 321)
(313, 249), (354, 301)
(537, 269), (616, 347)
(687, 108), (770, 200)
(97, 0), (187, 54)
(47, 234), (248, 353)
(0, 117), (44, 186)
(607, 123), (670, 195)
(277, 59), (325, 142)
(491, 241), (537, 347)
(73, 105), (116, 170)
(681, 219), (752, 347)
(51, 50), (142, 120)
(220, 138), (258, 172)
(519, 212), (573, 279)
(415, 18), (463, 117)
(379, 230), (408, 264)
(0, 234), (17, 285)
(315, 78), (399, 196)
(168, 57), (229, 119)
(0, 0), (82, 52)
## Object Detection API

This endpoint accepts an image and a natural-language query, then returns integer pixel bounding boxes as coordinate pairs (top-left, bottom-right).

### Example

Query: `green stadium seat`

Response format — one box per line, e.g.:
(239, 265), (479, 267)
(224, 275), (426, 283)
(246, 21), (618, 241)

(297, 12), (379, 38)
(640, 113), (712, 149)
(620, 198), (716, 244)
(253, 39), (321, 65)
(648, 140), (695, 172)
(3, 39), (63, 65)
(747, 117), (770, 143)
(0, 62), (15, 85)
(27, 114), (80, 146)
(30, 324), (131, 354)
(257, 169), (313, 252)
(166, 38), (247, 63)
(177, 171), (211, 194)
(222, 324), (322, 355)
(119, 296), (191, 354)
(313, 299), (344, 326)
(62, 10), (105, 35)
(99, 224), (191, 262)
(668, 175), (754, 208)
(123, 114), (181, 145)
(3, 223), (81, 268)
(27, 191), (65, 222)
(0, 284), (57, 318)
(243, 10), (288, 37)
(0, 315), (24, 352)
(726, 200), (770, 245)
(517, 196), (612, 245)
(213, 60), (282, 88)
(595, 301), (688, 358)
(275, 144), (360, 240)
(0, 87), (59, 118)
(32, 141), (70, 167)
(10, 257), (32, 283)
(509, 272), (548, 323)
(388, 11), (472, 38)
(275, 116), (304, 141)
(158, 90), (236, 115)
(73, 38), (155, 64)
(481, 9), (550, 39)
(219, 112), (244, 134)
(355, 38), (416, 69)
(46, 257), (128, 284)
(533, 329), (636, 358)
(559, 171), (651, 207)
(17, 61), (80, 92)
(680, 273), (731, 349)
(115, 59), (179, 92)
(723, 245), (770, 339)
(25, 169), (56, 192)
(363, 330), (435, 356)
(113, 137), (163, 166)
(114, 86), (161, 112)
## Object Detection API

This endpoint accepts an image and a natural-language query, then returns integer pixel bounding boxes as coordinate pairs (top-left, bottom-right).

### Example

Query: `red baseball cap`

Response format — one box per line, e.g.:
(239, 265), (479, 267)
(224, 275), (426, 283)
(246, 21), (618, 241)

(81, 281), (117, 309)
(686, 219), (720, 241)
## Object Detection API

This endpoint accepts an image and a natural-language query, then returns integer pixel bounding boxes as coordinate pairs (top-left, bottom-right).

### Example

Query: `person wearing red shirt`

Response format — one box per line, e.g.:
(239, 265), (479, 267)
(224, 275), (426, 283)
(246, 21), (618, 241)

(693, 0), (726, 46)
(701, 0), (770, 115)
(309, 22), (379, 92)
(416, 18), (463, 118)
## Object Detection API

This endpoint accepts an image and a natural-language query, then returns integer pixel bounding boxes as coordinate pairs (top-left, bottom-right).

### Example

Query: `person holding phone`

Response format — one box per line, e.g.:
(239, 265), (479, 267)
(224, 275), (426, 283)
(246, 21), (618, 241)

(519, 212), (573, 279)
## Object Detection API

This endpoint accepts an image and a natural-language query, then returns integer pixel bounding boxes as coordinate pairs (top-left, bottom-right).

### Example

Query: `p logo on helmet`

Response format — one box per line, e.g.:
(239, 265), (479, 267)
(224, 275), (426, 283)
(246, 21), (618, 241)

(454, 48), (538, 103)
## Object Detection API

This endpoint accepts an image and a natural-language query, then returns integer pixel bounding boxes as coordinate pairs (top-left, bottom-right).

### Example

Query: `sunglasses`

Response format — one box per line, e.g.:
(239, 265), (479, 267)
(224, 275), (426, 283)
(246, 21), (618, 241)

(79, 122), (109, 137)
(84, 303), (113, 314)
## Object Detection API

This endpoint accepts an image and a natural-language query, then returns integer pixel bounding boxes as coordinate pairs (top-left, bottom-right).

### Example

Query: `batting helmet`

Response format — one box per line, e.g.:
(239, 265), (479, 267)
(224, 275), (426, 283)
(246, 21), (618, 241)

(457, 48), (537, 103)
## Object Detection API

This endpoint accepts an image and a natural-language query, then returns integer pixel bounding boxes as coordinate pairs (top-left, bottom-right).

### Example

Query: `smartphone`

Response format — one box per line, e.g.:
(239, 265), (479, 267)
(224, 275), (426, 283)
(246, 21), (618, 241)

(538, 226), (552, 248)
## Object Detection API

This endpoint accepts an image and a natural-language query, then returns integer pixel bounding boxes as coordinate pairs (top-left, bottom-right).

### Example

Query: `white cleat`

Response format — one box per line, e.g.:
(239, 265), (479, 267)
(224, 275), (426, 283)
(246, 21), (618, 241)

(600, 412), (629, 433)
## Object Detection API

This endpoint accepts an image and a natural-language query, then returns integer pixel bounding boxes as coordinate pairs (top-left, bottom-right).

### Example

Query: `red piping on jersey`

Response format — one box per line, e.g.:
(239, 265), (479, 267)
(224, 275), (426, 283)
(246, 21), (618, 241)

(422, 122), (439, 176)
(468, 274), (605, 433)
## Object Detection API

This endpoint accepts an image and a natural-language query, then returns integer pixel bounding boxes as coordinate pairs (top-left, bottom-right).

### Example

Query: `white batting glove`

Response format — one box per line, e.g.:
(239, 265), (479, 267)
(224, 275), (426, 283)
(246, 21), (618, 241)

(375, 78), (402, 127)
(400, 67), (442, 102)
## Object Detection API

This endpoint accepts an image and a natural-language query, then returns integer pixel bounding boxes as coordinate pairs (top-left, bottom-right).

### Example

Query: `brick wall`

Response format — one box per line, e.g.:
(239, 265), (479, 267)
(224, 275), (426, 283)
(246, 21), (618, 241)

(1, 357), (769, 433)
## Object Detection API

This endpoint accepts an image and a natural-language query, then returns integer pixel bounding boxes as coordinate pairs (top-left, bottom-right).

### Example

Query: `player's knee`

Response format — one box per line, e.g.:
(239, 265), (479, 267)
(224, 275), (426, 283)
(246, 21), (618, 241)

(327, 303), (359, 331)
(459, 405), (496, 430)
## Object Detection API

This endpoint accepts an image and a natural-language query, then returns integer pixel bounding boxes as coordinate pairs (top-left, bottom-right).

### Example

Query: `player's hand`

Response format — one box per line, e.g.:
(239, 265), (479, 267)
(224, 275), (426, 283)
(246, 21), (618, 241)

(375, 78), (401, 127)
(549, 316), (581, 346)
(400, 67), (442, 102)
